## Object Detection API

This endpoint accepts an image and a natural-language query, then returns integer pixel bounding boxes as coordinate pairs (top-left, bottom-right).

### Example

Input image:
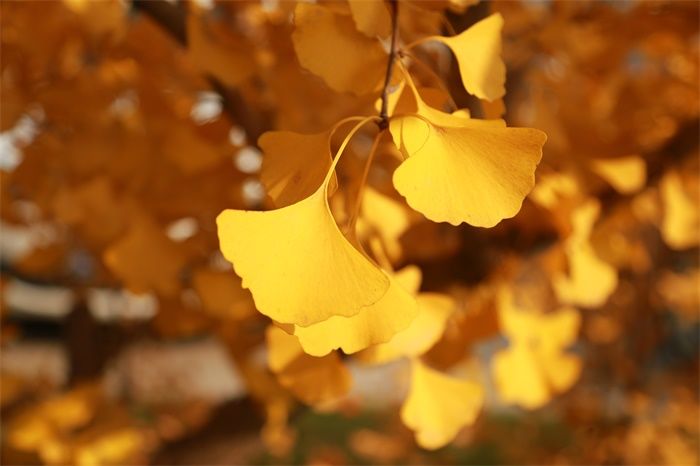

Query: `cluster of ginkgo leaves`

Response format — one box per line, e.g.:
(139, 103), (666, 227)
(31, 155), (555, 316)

(216, 0), (547, 449)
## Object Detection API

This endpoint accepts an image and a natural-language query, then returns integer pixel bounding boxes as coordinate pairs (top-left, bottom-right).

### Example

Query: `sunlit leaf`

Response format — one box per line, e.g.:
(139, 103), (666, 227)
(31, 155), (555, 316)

(390, 105), (546, 226)
(290, 266), (420, 356)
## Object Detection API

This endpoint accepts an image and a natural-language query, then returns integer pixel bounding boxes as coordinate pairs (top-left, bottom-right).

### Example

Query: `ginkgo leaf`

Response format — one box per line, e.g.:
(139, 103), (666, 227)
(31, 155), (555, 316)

(401, 359), (483, 450)
(218, 120), (390, 327)
(390, 109), (546, 227)
(492, 344), (549, 409)
(591, 156), (647, 194)
(186, 11), (255, 87)
(554, 200), (618, 308)
(554, 242), (618, 308)
(357, 187), (414, 262)
(218, 182), (390, 326)
(292, 3), (387, 94)
(493, 344), (581, 409)
(660, 169), (700, 250)
(290, 266), (420, 357)
(104, 216), (186, 297)
(266, 326), (351, 405)
(428, 13), (505, 101)
(493, 288), (581, 409)
(361, 293), (454, 364)
(259, 130), (336, 208)
(348, 0), (391, 39)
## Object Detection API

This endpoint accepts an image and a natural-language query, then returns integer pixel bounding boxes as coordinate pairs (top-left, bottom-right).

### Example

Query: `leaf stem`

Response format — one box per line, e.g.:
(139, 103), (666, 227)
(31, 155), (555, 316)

(324, 116), (381, 190)
(347, 132), (383, 230)
(378, 0), (399, 130)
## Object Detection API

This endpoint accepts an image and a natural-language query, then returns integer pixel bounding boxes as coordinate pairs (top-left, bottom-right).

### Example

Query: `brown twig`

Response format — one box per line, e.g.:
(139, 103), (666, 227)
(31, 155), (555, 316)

(378, 0), (399, 130)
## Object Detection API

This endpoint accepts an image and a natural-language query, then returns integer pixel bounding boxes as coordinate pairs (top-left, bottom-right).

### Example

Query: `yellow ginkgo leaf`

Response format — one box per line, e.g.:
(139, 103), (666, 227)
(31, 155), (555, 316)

(492, 343), (549, 409)
(259, 130), (336, 208)
(217, 118), (390, 327)
(267, 324), (305, 373)
(591, 156), (647, 194)
(348, 0), (391, 38)
(361, 293), (454, 364)
(554, 200), (618, 308)
(357, 187), (414, 262)
(266, 326), (351, 405)
(401, 359), (483, 450)
(554, 242), (618, 308)
(428, 13), (505, 101)
(186, 11), (255, 87)
(290, 266), (420, 357)
(660, 169), (700, 250)
(390, 109), (546, 227)
(529, 171), (580, 209)
(104, 216), (186, 297)
(218, 183), (389, 327)
(292, 3), (387, 94)
(493, 288), (582, 409)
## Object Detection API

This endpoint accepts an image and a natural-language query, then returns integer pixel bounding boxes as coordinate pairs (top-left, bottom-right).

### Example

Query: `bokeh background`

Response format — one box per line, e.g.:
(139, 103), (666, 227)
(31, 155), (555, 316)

(1, 0), (698, 465)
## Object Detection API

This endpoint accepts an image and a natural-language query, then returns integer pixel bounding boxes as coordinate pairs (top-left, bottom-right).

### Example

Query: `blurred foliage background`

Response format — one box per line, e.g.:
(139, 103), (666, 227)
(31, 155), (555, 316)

(1, 0), (698, 465)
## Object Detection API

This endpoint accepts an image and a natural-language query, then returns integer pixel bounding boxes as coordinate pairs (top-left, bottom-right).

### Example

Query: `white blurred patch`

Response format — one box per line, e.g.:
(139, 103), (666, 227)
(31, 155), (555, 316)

(0, 134), (22, 171)
(242, 178), (266, 205)
(208, 251), (232, 271)
(346, 359), (410, 408)
(1, 341), (68, 388)
(191, 0), (214, 9)
(109, 89), (139, 117)
(4, 280), (75, 319)
(190, 91), (222, 124)
(0, 219), (59, 262)
(165, 217), (199, 242)
(235, 146), (262, 174)
(260, 0), (280, 13)
(0, 112), (42, 173)
(87, 289), (158, 322)
(228, 126), (247, 146)
(105, 338), (247, 403)
(0, 222), (35, 261)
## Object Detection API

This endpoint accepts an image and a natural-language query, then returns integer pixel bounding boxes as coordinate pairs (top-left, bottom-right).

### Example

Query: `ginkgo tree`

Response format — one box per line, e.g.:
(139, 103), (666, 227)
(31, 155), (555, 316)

(2, 0), (698, 462)
(217, 0), (546, 450)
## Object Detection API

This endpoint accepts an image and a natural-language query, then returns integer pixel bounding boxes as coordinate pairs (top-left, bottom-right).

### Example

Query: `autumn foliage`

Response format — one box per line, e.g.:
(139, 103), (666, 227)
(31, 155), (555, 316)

(1, 0), (698, 465)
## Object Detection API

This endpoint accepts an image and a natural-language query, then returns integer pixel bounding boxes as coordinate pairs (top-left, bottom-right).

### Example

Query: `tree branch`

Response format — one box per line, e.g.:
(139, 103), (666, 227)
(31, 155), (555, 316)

(378, 0), (399, 130)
